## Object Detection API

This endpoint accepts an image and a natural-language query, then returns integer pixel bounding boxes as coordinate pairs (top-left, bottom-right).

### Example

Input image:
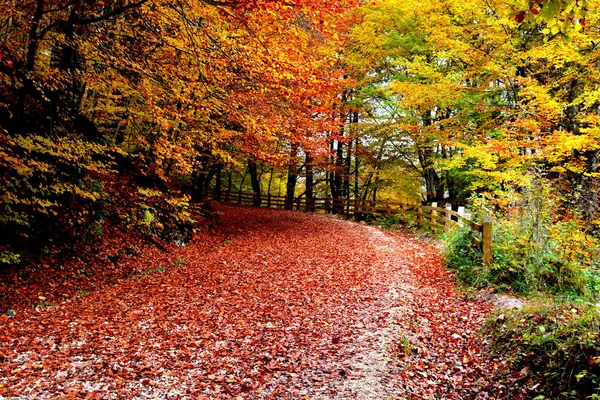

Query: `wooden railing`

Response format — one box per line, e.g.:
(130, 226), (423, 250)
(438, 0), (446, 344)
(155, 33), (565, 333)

(209, 191), (492, 267)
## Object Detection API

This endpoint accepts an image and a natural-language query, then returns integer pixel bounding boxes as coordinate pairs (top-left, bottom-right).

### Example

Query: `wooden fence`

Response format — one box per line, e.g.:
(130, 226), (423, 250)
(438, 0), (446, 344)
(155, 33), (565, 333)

(210, 191), (492, 267)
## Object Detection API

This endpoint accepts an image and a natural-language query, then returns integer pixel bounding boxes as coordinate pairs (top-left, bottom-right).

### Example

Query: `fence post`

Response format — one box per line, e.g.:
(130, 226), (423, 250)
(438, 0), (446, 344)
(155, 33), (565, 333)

(445, 203), (452, 233)
(417, 204), (423, 227)
(431, 202), (437, 228)
(458, 206), (465, 227)
(482, 216), (493, 267)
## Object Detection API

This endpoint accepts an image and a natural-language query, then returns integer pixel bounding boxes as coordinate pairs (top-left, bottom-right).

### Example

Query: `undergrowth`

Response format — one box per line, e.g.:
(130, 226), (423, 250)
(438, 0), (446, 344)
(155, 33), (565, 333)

(444, 183), (600, 399)
(445, 222), (600, 298)
(444, 183), (600, 299)
(483, 301), (600, 399)
(0, 134), (195, 268)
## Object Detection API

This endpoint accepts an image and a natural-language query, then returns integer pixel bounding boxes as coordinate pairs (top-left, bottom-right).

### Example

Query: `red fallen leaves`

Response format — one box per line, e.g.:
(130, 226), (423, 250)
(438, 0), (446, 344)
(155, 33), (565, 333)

(383, 231), (499, 398)
(1, 204), (499, 398)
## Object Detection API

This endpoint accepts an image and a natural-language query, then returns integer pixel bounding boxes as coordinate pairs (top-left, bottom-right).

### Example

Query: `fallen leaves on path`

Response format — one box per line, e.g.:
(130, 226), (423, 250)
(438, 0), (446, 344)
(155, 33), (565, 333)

(0, 204), (496, 399)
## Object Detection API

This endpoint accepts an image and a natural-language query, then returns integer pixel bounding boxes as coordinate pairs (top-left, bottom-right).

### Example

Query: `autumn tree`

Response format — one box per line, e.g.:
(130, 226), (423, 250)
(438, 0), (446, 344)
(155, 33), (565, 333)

(344, 0), (511, 203)
(0, 0), (357, 264)
(343, 0), (600, 230)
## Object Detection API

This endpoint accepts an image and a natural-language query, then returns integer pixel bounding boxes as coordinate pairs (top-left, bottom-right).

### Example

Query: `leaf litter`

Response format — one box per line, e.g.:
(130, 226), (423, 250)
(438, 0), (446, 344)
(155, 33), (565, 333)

(0, 204), (496, 399)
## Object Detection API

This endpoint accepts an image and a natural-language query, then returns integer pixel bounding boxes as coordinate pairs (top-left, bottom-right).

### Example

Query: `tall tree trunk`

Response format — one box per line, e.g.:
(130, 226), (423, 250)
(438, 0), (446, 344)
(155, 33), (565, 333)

(344, 137), (352, 199)
(192, 154), (209, 201)
(239, 169), (248, 197)
(306, 154), (314, 211)
(202, 164), (219, 194)
(345, 111), (358, 199)
(418, 110), (444, 203)
(335, 136), (344, 199)
(56, 0), (85, 126)
(354, 155), (360, 200)
(419, 147), (444, 203)
(329, 90), (352, 213)
(329, 136), (345, 213)
(351, 112), (360, 200)
(248, 159), (261, 206)
(362, 172), (373, 201)
(267, 167), (275, 196)
(25, 0), (45, 72)
(328, 140), (337, 199)
(285, 145), (299, 210)
(227, 169), (233, 194)
(16, 0), (46, 133)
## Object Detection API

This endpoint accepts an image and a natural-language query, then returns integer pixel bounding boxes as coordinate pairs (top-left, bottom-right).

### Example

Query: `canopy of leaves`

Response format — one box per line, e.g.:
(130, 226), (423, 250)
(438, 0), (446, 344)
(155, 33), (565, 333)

(344, 0), (600, 224)
(0, 0), (356, 263)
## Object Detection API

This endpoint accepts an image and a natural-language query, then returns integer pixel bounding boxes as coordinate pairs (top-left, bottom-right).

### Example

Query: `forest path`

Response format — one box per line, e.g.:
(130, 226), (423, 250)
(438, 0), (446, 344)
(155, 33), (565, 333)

(0, 204), (494, 399)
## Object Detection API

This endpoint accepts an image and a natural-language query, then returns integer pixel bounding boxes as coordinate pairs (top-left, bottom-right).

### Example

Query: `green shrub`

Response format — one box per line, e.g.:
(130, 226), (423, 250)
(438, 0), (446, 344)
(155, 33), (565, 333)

(445, 183), (600, 299)
(446, 217), (600, 298)
(483, 301), (600, 399)
(445, 225), (489, 287)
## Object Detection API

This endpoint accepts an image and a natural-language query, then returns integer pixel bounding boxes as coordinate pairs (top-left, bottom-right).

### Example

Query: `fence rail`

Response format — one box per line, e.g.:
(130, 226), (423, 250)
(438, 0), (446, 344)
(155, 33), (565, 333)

(208, 191), (492, 267)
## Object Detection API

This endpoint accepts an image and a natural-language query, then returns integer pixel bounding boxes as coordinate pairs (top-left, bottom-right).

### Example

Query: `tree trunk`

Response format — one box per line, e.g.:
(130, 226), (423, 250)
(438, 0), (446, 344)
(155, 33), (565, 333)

(352, 112), (360, 200)
(192, 154), (209, 201)
(213, 163), (223, 201)
(344, 137), (352, 199)
(248, 159), (261, 206)
(227, 169), (233, 194)
(285, 146), (299, 210)
(16, 0), (47, 133)
(306, 154), (314, 211)
(55, 0), (86, 131)
(239, 169), (248, 197)
(329, 136), (345, 214)
(267, 167), (275, 196)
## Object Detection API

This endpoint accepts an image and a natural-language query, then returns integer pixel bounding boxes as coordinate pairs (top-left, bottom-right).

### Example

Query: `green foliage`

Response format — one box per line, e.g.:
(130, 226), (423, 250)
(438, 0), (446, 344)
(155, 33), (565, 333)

(172, 258), (187, 266)
(483, 301), (600, 399)
(445, 225), (488, 287)
(0, 134), (115, 263)
(0, 251), (21, 265)
(445, 182), (600, 299)
(133, 188), (195, 241)
(447, 216), (600, 297)
(36, 300), (52, 308)
(507, 0), (589, 40)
